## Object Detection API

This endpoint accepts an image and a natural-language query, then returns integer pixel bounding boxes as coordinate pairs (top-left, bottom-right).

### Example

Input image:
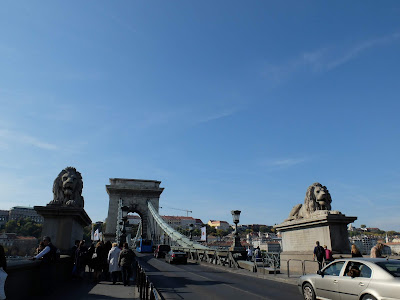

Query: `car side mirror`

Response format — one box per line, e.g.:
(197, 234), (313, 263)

(317, 270), (323, 276)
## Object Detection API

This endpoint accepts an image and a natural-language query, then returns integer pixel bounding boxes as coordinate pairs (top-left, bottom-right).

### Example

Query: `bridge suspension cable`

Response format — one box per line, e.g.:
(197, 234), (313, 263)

(147, 201), (209, 250)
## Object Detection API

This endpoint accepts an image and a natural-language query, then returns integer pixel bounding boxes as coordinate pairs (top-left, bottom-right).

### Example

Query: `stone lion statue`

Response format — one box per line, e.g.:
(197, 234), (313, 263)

(285, 182), (332, 221)
(48, 167), (84, 207)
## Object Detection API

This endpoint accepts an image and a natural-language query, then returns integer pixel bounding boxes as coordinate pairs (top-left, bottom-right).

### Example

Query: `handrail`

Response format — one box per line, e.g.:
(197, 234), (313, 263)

(285, 259), (303, 278)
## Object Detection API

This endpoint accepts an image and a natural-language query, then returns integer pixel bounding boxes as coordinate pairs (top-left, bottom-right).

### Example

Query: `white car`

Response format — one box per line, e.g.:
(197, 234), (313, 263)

(298, 258), (400, 300)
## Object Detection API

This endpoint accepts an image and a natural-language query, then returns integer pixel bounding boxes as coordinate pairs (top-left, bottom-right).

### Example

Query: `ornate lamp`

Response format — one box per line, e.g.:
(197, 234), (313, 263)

(229, 210), (246, 253)
(120, 206), (129, 243)
(189, 224), (194, 240)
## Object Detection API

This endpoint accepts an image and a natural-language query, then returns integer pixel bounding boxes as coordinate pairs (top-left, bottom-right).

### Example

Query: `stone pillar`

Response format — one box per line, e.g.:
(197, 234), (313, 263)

(104, 178), (164, 242)
(274, 211), (356, 274)
(34, 206), (92, 253)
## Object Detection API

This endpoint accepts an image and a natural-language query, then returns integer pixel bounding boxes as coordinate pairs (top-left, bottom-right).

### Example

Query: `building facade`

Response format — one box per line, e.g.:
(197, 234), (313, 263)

(207, 220), (230, 230)
(162, 216), (204, 229)
(0, 210), (9, 227)
(9, 206), (44, 223)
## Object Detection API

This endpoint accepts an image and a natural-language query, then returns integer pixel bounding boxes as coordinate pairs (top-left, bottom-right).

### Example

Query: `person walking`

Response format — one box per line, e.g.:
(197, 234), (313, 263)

(323, 245), (334, 263)
(351, 244), (362, 257)
(108, 243), (121, 285)
(92, 241), (106, 283)
(118, 243), (135, 286)
(0, 245), (7, 300)
(74, 241), (88, 279)
(246, 247), (253, 261)
(370, 243), (384, 258)
(313, 241), (325, 270)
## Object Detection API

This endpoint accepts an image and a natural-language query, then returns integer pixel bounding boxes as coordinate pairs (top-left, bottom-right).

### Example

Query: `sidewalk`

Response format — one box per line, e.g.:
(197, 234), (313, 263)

(30, 275), (140, 300)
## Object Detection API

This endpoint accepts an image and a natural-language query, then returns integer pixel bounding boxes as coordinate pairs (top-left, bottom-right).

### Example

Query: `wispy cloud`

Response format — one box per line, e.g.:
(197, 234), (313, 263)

(263, 32), (400, 83)
(260, 157), (308, 171)
(194, 107), (238, 124)
(0, 129), (57, 150)
(136, 105), (240, 129)
(270, 158), (307, 167)
(326, 32), (400, 70)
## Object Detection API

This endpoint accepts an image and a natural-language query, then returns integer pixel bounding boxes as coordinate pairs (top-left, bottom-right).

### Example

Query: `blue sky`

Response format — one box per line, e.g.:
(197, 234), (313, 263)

(1, 1), (400, 231)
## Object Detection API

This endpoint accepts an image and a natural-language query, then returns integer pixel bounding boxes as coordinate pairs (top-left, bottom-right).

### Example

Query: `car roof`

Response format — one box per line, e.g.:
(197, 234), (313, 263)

(333, 258), (399, 263)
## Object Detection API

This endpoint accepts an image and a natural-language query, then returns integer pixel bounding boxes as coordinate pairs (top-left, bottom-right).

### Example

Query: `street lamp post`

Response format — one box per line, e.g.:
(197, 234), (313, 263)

(229, 210), (246, 254)
(120, 206), (129, 244)
(189, 224), (194, 240)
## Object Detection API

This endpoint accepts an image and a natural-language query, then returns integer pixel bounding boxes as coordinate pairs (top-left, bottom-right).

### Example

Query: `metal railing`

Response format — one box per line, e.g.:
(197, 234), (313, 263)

(136, 263), (163, 300)
(283, 259), (321, 277)
(252, 253), (280, 275)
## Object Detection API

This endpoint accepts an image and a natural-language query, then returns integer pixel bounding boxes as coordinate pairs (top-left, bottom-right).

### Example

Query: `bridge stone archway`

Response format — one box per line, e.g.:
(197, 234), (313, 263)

(104, 178), (164, 242)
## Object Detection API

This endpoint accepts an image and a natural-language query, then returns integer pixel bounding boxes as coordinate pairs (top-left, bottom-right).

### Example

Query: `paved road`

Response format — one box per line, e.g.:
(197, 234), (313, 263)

(137, 253), (303, 300)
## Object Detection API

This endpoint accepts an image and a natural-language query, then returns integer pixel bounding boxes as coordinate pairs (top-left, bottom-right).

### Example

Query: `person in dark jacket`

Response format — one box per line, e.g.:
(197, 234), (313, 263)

(74, 241), (88, 278)
(0, 245), (7, 300)
(32, 236), (58, 295)
(313, 241), (325, 270)
(92, 241), (106, 283)
(118, 243), (135, 286)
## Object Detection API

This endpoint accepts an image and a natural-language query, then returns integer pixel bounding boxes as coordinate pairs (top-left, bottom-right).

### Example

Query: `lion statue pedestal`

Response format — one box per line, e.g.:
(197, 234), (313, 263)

(274, 183), (357, 274)
(34, 167), (92, 253)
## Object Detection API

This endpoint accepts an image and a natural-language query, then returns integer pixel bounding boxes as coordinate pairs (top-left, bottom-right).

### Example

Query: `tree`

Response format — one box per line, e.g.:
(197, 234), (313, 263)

(4, 219), (42, 238)
(360, 224), (366, 229)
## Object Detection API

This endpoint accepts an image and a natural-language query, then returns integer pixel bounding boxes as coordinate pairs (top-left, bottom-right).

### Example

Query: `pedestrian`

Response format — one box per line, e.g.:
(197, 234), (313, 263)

(0, 245), (7, 300)
(323, 245), (334, 263)
(108, 243), (121, 285)
(32, 236), (58, 295)
(74, 241), (88, 279)
(103, 241), (112, 281)
(35, 241), (45, 255)
(246, 247), (253, 261)
(370, 243), (384, 258)
(33, 236), (58, 262)
(351, 244), (362, 257)
(92, 241), (105, 283)
(70, 240), (80, 263)
(118, 243), (135, 286)
(313, 241), (325, 270)
(254, 246), (261, 259)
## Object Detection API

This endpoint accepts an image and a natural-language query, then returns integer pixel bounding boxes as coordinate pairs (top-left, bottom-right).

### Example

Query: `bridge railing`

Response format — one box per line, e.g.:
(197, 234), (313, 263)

(136, 262), (162, 300)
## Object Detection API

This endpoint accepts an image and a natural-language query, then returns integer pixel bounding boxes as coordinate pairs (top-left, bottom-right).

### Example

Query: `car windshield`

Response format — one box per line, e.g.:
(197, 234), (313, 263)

(375, 261), (400, 277)
(159, 245), (170, 251)
(322, 261), (345, 276)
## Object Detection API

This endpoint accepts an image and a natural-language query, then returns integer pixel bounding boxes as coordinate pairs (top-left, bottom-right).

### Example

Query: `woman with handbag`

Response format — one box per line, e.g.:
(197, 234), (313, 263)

(0, 245), (7, 300)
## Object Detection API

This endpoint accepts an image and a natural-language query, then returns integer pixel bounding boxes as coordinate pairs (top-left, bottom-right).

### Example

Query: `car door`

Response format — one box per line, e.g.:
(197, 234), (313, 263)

(314, 261), (346, 300)
(337, 261), (372, 300)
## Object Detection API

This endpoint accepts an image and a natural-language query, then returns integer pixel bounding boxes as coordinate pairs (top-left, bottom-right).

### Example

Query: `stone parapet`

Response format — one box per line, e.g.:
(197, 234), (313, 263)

(34, 206), (92, 252)
(275, 211), (356, 253)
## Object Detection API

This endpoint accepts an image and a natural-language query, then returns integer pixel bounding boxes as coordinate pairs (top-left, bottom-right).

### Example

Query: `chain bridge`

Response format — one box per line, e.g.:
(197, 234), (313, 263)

(104, 178), (209, 250)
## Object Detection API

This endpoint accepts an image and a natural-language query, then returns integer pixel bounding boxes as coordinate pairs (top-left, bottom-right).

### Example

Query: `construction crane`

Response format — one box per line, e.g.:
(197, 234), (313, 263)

(160, 206), (192, 217)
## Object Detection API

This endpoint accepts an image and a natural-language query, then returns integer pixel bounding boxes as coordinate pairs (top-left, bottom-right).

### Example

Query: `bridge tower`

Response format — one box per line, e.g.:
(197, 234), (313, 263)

(104, 178), (164, 242)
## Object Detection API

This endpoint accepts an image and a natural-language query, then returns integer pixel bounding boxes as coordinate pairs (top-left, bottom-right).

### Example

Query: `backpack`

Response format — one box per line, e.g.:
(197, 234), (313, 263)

(316, 246), (324, 259)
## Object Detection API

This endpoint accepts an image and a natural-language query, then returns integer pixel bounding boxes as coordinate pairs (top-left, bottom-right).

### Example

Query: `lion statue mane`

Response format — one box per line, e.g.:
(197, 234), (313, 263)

(285, 182), (332, 221)
(48, 167), (84, 208)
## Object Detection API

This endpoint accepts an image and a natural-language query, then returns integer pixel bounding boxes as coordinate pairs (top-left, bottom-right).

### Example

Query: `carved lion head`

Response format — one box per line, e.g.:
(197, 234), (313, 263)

(304, 182), (332, 213)
(50, 167), (84, 207)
